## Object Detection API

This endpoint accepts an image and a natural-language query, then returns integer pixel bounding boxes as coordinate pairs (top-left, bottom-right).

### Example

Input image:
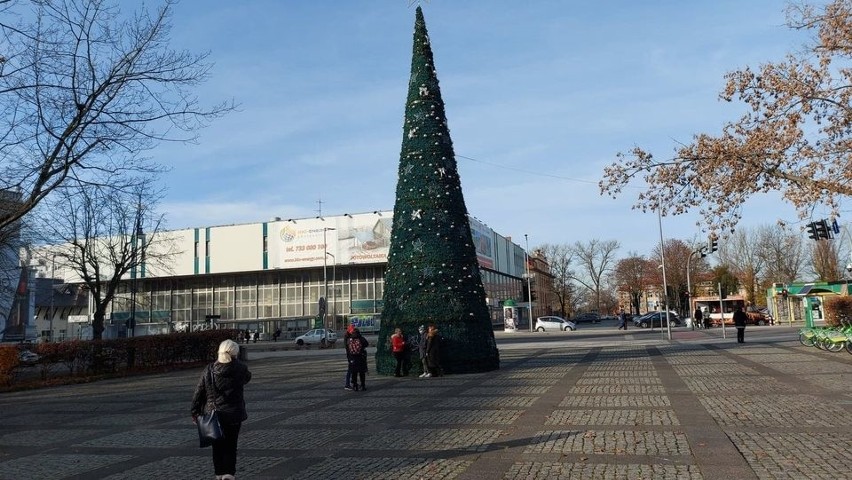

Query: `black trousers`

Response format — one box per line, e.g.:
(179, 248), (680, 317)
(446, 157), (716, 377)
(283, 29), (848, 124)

(393, 351), (405, 376)
(737, 326), (745, 343)
(212, 421), (242, 476)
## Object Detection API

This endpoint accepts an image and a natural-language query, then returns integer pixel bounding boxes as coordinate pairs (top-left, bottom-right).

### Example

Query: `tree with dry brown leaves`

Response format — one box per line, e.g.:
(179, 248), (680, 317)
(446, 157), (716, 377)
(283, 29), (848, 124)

(612, 254), (657, 315)
(600, 0), (852, 236)
(810, 237), (843, 281)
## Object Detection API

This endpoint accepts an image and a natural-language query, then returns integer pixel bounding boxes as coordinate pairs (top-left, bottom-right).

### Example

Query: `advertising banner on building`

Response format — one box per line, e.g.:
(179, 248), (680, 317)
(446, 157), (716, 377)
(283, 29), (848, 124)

(468, 216), (495, 269)
(270, 212), (499, 271)
(272, 213), (393, 269)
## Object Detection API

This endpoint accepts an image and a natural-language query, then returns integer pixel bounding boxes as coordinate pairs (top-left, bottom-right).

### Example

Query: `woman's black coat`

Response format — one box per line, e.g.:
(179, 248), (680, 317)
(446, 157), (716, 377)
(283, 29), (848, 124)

(191, 360), (252, 425)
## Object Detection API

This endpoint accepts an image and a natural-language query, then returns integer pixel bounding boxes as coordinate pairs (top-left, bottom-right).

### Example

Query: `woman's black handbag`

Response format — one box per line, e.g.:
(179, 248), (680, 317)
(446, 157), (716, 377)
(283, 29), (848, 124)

(197, 367), (224, 448)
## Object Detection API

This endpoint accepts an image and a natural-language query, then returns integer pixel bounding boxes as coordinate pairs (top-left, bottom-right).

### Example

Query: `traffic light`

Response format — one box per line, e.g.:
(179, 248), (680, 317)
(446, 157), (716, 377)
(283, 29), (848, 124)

(808, 219), (834, 240)
(708, 236), (718, 253)
(806, 222), (818, 240)
(816, 219), (833, 239)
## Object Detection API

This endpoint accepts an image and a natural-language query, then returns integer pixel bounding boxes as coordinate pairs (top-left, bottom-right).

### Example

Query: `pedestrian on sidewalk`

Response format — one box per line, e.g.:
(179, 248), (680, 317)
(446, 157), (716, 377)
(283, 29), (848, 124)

(733, 306), (748, 343)
(343, 324), (355, 390)
(391, 327), (407, 377)
(191, 339), (252, 480)
(694, 307), (704, 329)
(417, 325), (429, 377)
(617, 308), (628, 330)
(347, 328), (369, 391)
(425, 324), (442, 377)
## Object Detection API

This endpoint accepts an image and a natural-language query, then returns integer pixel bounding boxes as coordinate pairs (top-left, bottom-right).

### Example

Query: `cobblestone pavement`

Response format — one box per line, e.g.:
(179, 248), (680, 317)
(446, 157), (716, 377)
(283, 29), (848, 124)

(0, 327), (850, 480)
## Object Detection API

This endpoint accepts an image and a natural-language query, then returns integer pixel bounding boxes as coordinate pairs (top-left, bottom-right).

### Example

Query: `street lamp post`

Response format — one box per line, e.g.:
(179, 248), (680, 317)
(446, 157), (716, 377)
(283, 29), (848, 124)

(129, 223), (143, 338)
(49, 255), (55, 342)
(657, 208), (672, 340)
(685, 246), (706, 331)
(524, 234), (533, 332)
(326, 251), (336, 331)
(322, 227), (336, 334)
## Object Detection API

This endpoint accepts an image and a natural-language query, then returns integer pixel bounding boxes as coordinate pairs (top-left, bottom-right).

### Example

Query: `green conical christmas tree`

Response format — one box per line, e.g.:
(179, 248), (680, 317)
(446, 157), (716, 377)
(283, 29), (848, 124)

(375, 7), (500, 375)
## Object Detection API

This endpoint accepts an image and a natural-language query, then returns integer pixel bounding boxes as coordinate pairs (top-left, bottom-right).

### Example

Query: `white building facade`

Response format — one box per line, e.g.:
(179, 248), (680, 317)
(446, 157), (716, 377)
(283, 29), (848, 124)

(37, 210), (528, 339)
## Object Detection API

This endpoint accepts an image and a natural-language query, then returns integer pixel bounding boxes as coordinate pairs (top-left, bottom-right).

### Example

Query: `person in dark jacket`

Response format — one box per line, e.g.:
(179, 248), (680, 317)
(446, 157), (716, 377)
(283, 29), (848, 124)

(417, 325), (429, 377)
(191, 339), (252, 480)
(694, 307), (704, 329)
(347, 328), (369, 391)
(343, 324), (355, 390)
(733, 306), (748, 343)
(425, 324), (442, 377)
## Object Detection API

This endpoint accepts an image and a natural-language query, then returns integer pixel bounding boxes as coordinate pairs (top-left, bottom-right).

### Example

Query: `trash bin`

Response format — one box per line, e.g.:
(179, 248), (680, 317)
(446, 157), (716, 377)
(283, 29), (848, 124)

(238, 345), (248, 361)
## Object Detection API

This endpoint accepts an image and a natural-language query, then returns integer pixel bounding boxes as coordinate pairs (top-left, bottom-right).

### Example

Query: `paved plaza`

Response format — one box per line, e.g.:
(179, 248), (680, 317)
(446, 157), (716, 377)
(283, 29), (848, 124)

(0, 326), (850, 479)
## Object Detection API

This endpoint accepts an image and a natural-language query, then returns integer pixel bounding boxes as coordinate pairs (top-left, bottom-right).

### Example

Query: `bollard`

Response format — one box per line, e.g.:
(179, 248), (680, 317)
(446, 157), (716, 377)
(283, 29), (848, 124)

(238, 345), (248, 361)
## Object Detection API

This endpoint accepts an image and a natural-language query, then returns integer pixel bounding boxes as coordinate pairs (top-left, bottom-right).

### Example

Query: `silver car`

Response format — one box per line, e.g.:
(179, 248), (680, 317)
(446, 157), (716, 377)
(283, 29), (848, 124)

(294, 328), (338, 346)
(534, 316), (577, 332)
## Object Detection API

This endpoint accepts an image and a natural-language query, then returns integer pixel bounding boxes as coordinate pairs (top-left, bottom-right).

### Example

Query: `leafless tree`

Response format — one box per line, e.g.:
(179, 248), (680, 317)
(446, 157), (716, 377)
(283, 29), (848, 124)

(571, 239), (620, 313)
(600, 0), (852, 235)
(757, 223), (805, 285)
(810, 238), (842, 282)
(717, 229), (767, 305)
(0, 0), (232, 234)
(537, 243), (576, 318)
(33, 180), (177, 339)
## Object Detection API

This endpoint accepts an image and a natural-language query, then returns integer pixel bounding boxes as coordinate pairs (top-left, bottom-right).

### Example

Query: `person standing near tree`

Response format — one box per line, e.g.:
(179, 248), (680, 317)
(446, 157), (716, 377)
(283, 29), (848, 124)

(733, 306), (748, 343)
(343, 324), (356, 390)
(425, 324), (442, 377)
(417, 325), (429, 377)
(191, 339), (252, 480)
(391, 327), (407, 377)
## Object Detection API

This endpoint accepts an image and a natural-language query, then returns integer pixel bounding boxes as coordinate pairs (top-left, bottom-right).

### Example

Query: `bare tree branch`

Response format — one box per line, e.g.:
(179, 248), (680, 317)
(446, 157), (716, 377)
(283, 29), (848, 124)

(0, 0), (234, 235)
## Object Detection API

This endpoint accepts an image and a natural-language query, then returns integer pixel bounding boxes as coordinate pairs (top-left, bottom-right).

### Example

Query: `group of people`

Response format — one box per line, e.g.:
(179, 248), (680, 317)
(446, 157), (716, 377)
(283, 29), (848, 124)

(693, 307), (711, 329)
(346, 322), (443, 391)
(241, 329), (259, 344)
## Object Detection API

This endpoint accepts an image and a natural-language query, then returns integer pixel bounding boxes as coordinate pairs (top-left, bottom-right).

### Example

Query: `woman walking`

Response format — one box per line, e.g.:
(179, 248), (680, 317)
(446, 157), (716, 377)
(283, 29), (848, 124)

(425, 324), (442, 377)
(191, 339), (252, 480)
(391, 327), (407, 377)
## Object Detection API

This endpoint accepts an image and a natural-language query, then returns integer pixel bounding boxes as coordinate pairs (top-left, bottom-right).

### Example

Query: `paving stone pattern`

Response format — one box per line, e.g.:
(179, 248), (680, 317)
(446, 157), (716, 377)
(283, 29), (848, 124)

(0, 331), (850, 479)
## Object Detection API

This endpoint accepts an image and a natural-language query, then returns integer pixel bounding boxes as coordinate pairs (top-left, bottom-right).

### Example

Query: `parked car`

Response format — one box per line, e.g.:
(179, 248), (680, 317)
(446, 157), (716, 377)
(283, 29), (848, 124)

(633, 311), (682, 328)
(534, 316), (577, 332)
(18, 350), (40, 366)
(295, 329), (337, 346)
(572, 312), (601, 323)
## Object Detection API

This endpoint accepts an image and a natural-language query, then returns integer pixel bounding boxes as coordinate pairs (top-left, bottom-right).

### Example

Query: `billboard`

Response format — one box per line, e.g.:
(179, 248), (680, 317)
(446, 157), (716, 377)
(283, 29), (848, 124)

(269, 212), (500, 271)
(272, 213), (392, 269)
(468, 216), (495, 269)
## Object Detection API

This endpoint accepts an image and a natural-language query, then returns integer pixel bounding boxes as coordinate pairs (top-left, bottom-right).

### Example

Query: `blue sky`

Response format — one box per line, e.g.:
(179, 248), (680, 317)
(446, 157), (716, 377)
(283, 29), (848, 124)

(148, 0), (816, 256)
